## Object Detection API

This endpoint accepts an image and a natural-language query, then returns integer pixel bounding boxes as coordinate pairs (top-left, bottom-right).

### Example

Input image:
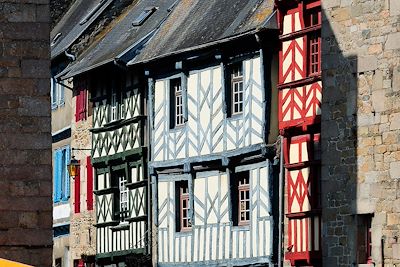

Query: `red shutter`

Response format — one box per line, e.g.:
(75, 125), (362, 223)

(83, 89), (87, 120)
(74, 161), (81, 213)
(75, 90), (78, 122)
(86, 156), (93, 211)
(75, 88), (87, 122)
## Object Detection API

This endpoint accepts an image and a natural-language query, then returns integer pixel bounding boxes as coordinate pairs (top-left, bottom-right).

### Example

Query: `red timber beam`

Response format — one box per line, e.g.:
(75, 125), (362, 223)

(275, 0), (322, 266)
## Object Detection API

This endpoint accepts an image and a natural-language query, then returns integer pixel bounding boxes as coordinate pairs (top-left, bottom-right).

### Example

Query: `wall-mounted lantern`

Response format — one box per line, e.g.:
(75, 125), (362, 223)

(67, 156), (80, 179)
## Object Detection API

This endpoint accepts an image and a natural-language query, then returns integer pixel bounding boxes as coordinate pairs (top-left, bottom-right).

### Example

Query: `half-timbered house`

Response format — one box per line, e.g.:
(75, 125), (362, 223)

(61, 1), (178, 266)
(275, 0), (322, 266)
(51, 1), (117, 266)
(128, 0), (280, 265)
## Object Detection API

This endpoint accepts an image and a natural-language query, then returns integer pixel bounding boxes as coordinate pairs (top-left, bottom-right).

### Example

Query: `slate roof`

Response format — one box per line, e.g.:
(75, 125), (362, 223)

(63, 0), (178, 78)
(61, 0), (276, 78)
(130, 0), (276, 64)
(51, 0), (114, 59)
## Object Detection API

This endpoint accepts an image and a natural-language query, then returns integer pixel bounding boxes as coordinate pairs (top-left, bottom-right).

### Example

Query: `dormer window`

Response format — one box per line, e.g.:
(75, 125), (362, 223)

(132, 7), (157, 26)
(51, 33), (62, 46)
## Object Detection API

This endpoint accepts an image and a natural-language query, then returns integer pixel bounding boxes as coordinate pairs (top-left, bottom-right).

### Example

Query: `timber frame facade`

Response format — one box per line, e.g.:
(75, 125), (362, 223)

(275, 0), (322, 266)
(85, 65), (151, 267)
(147, 33), (279, 266)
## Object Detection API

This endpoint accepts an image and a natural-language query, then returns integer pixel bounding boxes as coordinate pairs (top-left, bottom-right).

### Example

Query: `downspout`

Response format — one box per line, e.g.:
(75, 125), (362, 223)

(65, 50), (76, 61)
(278, 135), (285, 267)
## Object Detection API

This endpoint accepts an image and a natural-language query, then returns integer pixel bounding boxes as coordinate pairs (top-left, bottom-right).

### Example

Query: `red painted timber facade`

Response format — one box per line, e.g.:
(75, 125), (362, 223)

(276, 0), (322, 266)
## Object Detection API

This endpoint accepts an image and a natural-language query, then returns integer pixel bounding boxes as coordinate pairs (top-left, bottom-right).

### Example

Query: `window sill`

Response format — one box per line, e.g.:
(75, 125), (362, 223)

(126, 180), (147, 189)
(111, 222), (130, 231)
(227, 113), (243, 121)
(103, 119), (123, 128)
(93, 187), (118, 195)
(94, 221), (119, 228)
(176, 229), (192, 236)
(232, 224), (250, 231)
(170, 124), (186, 132)
(54, 199), (70, 205)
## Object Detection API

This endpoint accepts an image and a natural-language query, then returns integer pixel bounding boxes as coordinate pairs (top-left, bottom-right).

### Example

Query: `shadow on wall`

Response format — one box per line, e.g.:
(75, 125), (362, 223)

(321, 8), (362, 267)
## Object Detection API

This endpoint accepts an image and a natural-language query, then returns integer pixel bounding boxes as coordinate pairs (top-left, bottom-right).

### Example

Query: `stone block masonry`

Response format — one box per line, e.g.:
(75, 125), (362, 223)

(322, 0), (400, 266)
(0, 1), (52, 266)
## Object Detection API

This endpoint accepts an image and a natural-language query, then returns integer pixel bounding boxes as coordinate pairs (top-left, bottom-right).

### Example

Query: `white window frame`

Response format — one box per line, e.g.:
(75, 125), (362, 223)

(174, 80), (184, 126)
(119, 174), (129, 222)
(110, 86), (118, 122)
(231, 64), (244, 115)
(51, 78), (65, 110)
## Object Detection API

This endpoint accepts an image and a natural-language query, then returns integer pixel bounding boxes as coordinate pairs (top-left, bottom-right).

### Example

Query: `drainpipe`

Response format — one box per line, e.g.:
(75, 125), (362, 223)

(278, 135), (285, 267)
(64, 50), (76, 61)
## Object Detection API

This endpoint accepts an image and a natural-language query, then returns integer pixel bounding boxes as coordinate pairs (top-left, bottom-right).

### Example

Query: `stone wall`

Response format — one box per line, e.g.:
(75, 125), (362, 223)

(322, 0), (400, 266)
(0, 1), (52, 266)
(70, 96), (96, 263)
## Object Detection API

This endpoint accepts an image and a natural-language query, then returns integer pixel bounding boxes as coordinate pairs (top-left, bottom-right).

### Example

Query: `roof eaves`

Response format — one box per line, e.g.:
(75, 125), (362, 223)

(61, 58), (115, 80)
(127, 10), (278, 67)
(127, 29), (257, 66)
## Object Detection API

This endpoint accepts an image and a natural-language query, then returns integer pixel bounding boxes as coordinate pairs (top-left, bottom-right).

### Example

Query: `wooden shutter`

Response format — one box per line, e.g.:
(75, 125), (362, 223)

(75, 89), (81, 122)
(74, 160), (81, 213)
(83, 89), (87, 120)
(76, 88), (88, 122)
(64, 146), (71, 199)
(86, 156), (93, 211)
(59, 82), (65, 106)
(54, 150), (62, 202)
(53, 151), (58, 202)
(51, 78), (58, 109)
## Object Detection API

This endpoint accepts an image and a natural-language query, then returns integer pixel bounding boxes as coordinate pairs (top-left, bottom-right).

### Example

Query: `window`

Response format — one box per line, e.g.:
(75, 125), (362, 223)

(54, 146), (70, 203)
(308, 32), (321, 75)
(231, 171), (250, 226)
(55, 258), (62, 267)
(176, 181), (191, 231)
(73, 259), (85, 267)
(132, 7), (156, 26)
(51, 32), (62, 46)
(305, 6), (321, 28)
(357, 214), (373, 264)
(231, 63), (244, 115)
(110, 86), (118, 122)
(119, 174), (129, 222)
(170, 78), (184, 128)
(51, 78), (65, 110)
(238, 174), (250, 225)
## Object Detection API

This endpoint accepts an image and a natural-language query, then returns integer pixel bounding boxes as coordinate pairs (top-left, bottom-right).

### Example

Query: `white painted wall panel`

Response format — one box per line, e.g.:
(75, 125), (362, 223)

(152, 57), (265, 163)
(157, 163), (272, 264)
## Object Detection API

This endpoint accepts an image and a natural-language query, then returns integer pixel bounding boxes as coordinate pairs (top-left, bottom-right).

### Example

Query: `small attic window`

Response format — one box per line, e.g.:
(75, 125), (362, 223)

(132, 7), (157, 26)
(51, 32), (62, 46)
